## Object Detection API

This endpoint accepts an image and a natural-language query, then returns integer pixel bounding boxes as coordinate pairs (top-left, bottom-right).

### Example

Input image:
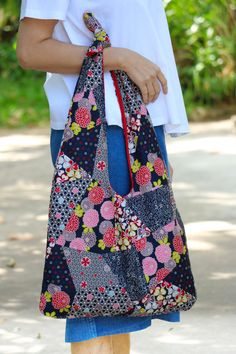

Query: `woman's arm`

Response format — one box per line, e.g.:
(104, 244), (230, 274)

(16, 18), (168, 105)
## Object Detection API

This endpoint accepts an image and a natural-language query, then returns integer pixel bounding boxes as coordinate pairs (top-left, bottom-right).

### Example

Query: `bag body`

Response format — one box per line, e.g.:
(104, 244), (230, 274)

(39, 13), (197, 319)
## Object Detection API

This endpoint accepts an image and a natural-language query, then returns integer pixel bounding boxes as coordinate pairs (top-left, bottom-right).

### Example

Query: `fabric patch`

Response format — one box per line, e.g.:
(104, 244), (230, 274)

(62, 248), (124, 291)
(92, 124), (113, 198)
(48, 178), (92, 241)
(126, 185), (176, 231)
(103, 246), (148, 301)
(68, 284), (133, 318)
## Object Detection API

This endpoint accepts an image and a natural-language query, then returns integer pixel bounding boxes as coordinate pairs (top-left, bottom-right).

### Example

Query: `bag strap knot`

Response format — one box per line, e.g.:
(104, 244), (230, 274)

(83, 12), (111, 57)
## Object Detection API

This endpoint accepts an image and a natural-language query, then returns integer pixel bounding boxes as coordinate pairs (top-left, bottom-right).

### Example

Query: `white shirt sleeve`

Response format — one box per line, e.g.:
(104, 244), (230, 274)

(20, 0), (70, 21)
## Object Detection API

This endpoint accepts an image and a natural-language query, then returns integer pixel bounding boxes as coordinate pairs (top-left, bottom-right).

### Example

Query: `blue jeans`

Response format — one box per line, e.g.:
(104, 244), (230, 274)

(50, 124), (180, 343)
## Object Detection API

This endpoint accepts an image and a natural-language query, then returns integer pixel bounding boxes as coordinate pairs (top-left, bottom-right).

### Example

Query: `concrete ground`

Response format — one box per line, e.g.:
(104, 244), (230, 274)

(0, 119), (236, 354)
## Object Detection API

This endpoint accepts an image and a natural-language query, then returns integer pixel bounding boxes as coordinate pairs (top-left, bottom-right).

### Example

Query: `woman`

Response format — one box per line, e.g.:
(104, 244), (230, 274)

(16, 1), (189, 353)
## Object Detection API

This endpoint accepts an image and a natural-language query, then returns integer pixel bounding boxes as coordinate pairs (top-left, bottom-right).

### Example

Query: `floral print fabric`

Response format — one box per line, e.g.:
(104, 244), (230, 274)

(39, 12), (197, 319)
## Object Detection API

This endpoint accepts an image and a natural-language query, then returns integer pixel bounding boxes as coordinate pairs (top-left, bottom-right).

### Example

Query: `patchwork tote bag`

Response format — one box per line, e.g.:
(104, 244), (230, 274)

(39, 12), (197, 319)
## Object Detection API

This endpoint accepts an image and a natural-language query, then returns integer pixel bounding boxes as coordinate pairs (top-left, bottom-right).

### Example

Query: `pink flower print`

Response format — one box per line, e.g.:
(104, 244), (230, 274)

(103, 227), (116, 247)
(87, 293), (94, 301)
(163, 221), (175, 233)
(154, 158), (165, 176)
(101, 201), (115, 220)
(155, 244), (172, 263)
(130, 117), (141, 131)
(80, 281), (88, 288)
(75, 107), (91, 128)
(96, 160), (106, 171)
(136, 166), (151, 186)
(70, 237), (86, 251)
(99, 220), (113, 234)
(81, 197), (94, 211)
(147, 153), (158, 164)
(55, 212), (61, 219)
(83, 209), (99, 228)
(62, 230), (76, 242)
(88, 186), (105, 205)
(81, 257), (91, 267)
(39, 294), (46, 312)
(73, 91), (84, 102)
(72, 187), (79, 194)
(88, 89), (96, 104)
(52, 291), (70, 309)
(140, 241), (154, 257)
(142, 257), (158, 276)
(56, 235), (66, 247)
(82, 231), (97, 248)
(113, 303), (120, 310)
(140, 104), (147, 116)
(135, 237), (147, 252)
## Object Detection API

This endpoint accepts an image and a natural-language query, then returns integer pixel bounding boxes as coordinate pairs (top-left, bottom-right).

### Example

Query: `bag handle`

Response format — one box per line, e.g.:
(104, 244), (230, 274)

(83, 12), (111, 56)
(83, 12), (135, 195)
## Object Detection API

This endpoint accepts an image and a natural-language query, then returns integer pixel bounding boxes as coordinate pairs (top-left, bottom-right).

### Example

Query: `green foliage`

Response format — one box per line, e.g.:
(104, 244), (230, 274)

(0, 73), (49, 128)
(0, 0), (48, 128)
(0, 0), (235, 128)
(164, 0), (236, 109)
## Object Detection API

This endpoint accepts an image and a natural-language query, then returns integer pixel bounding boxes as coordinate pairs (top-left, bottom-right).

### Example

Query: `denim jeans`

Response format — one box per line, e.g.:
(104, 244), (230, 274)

(49, 124), (180, 343)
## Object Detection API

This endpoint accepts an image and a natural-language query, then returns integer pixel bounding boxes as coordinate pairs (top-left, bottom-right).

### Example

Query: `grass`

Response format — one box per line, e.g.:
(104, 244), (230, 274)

(0, 72), (49, 128)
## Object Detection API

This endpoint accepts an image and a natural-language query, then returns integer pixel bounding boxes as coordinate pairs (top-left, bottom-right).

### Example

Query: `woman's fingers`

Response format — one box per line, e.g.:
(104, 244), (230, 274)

(156, 66), (168, 94)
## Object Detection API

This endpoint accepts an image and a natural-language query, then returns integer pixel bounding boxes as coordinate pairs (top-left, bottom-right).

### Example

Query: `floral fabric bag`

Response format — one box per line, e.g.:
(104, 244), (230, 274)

(39, 12), (197, 319)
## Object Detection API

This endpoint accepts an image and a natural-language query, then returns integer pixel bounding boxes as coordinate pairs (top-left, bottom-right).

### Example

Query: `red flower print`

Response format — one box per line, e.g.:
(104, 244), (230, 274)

(81, 257), (91, 267)
(96, 118), (102, 126)
(87, 70), (93, 77)
(65, 213), (79, 232)
(73, 304), (80, 311)
(121, 287), (126, 294)
(96, 160), (106, 171)
(88, 186), (105, 204)
(135, 237), (147, 251)
(81, 281), (88, 288)
(136, 166), (151, 186)
(39, 294), (46, 312)
(75, 107), (91, 128)
(98, 286), (105, 293)
(72, 163), (79, 170)
(173, 235), (184, 254)
(156, 268), (170, 283)
(103, 227), (116, 247)
(154, 158), (165, 176)
(55, 186), (61, 193)
(52, 291), (70, 309)
(69, 202), (75, 209)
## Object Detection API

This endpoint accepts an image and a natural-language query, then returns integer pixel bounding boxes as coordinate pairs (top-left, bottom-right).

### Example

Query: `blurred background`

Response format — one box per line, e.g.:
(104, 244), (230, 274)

(0, 0), (235, 127)
(0, 1), (236, 354)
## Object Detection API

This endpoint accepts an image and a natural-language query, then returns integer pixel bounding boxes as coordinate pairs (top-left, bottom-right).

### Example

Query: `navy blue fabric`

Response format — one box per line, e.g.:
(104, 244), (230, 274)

(50, 124), (180, 343)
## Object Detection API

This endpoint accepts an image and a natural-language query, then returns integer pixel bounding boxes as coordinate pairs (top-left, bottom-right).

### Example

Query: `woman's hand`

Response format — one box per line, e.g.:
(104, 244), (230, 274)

(104, 48), (168, 105)
(17, 19), (167, 106)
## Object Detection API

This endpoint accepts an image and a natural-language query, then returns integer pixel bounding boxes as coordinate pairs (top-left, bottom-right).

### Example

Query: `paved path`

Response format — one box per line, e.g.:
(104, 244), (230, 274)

(0, 120), (236, 354)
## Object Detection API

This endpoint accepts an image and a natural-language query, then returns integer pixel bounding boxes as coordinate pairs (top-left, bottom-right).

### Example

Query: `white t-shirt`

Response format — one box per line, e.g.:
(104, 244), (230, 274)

(20, 0), (190, 137)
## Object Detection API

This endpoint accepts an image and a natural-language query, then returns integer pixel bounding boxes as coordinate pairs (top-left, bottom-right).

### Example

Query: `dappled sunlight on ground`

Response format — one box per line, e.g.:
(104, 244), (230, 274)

(0, 121), (236, 354)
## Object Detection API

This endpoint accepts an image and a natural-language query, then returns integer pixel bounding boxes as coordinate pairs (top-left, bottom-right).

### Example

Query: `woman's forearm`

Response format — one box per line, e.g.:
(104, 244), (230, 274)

(16, 18), (167, 104)
(17, 36), (126, 74)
